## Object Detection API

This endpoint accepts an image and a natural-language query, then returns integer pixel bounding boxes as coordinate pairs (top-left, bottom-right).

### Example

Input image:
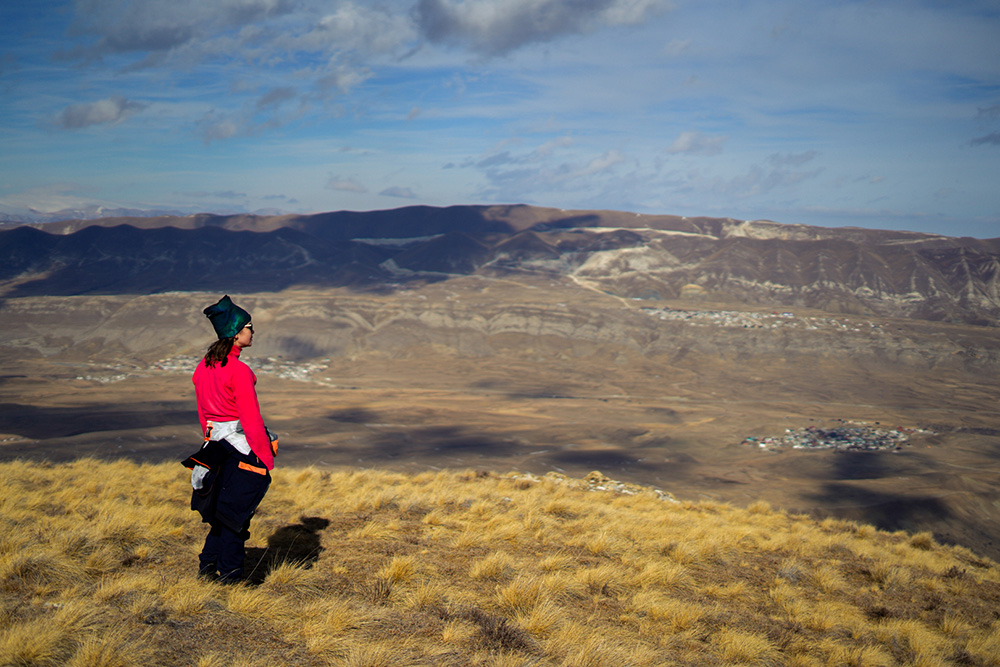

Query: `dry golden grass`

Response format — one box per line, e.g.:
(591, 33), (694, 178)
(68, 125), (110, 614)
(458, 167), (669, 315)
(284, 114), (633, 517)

(2, 459), (1000, 666)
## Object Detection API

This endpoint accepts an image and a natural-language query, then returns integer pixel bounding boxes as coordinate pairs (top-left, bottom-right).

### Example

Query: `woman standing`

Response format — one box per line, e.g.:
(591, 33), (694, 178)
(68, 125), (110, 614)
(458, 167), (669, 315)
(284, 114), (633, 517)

(186, 295), (276, 583)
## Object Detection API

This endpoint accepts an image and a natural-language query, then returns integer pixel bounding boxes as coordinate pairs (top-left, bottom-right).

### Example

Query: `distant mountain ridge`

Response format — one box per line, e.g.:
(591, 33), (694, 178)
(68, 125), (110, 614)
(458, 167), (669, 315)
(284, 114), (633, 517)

(0, 204), (191, 225)
(2, 204), (999, 325)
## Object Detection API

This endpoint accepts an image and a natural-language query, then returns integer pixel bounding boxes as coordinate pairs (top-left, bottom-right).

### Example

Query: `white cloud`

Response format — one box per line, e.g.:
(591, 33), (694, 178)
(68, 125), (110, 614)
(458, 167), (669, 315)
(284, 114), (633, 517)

(313, 3), (418, 56)
(256, 87), (296, 110)
(667, 130), (727, 156)
(663, 39), (690, 57)
(380, 186), (417, 199)
(63, 0), (416, 69)
(64, 0), (297, 58)
(0, 183), (103, 213)
(197, 111), (241, 143)
(574, 149), (626, 177)
(415, 0), (673, 55)
(535, 136), (574, 157)
(55, 96), (147, 128)
(52, 0), (403, 140)
(314, 60), (372, 98)
(327, 176), (367, 193)
(4, 0), (998, 237)
(677, 152), (823, 200)
(466, 138), (636, 207)
(182, 190), (248, 200)
(468, 136), (573, 170)
(767, 150), (817, 168)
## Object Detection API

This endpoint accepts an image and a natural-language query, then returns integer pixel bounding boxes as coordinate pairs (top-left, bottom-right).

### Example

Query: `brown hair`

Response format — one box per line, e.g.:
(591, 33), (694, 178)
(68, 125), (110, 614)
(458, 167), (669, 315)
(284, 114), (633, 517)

(203, 337), (235, 368)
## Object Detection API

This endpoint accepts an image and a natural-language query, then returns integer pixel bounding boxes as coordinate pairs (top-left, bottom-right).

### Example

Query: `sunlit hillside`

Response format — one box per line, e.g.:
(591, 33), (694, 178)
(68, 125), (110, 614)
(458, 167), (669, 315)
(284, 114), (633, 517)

(2, 459), (999, 666)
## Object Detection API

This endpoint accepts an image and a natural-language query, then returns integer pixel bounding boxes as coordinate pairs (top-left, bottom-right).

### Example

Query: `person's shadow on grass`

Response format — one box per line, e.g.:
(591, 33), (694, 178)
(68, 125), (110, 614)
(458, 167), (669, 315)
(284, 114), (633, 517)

(245, 516), (330, 585)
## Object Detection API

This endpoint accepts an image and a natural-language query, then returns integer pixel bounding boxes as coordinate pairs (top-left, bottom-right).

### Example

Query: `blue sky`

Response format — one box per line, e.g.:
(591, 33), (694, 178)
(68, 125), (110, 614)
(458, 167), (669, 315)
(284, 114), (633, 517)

(1, 0), (998, 237)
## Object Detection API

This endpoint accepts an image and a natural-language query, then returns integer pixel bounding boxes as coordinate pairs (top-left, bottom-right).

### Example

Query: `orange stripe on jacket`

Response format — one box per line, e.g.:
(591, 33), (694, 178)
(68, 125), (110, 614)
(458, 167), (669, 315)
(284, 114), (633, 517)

(238, 461), (267, 475)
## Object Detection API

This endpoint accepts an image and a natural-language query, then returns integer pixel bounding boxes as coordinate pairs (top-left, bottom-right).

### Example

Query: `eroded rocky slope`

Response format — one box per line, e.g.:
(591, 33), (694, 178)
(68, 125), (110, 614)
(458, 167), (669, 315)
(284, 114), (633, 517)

(2, 205), (999, 325)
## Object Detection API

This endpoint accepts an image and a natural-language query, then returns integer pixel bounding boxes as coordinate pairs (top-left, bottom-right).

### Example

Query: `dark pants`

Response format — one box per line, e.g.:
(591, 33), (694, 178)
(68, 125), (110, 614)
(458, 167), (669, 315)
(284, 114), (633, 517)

(193, 442), (271, 582)
(200, 520), (250, 582)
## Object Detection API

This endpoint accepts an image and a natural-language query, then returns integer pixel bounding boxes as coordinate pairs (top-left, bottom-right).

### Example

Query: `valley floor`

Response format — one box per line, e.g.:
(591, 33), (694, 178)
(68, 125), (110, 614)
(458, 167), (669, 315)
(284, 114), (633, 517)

(2, 342), (999, 562)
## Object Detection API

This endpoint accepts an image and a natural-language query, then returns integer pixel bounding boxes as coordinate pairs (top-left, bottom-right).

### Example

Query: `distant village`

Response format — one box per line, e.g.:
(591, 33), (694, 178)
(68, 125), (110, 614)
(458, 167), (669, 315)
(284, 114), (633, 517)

(149, 355), (331, 383)
(77, 355), (331, 385)
(72, 307), (893, 387)
(743, 420), (935, 452)
(641, 307), (885, 334)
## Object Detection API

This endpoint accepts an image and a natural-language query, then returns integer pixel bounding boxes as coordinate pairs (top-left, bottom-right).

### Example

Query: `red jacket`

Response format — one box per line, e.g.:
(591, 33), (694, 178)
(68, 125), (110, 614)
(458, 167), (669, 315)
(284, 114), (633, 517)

(192, 346), (274, 470)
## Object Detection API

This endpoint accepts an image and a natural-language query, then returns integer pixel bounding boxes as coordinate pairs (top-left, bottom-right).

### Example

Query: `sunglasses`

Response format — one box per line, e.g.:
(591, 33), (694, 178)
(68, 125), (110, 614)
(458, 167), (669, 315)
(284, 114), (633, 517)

(243, 324), (254, 333)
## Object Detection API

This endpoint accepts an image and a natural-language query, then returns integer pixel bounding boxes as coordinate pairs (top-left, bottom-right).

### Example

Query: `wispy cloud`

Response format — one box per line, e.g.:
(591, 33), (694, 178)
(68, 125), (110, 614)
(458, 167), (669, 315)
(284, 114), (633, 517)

(54, 96), (147, 129)
(574, 150), (626, 178)
(416, 0), (672, 55)
(667, 131), (727, 156)
(1, 0), (998, 236)
(256, 87), (297, 110)
(767, 150), (818, 168)
(0, 182), (104, 213)
(970, 132), (1000, 147)
(677, 151), (823, 200)
(976, 105), (1000, 120)
(61, 0), (298, 60)
(181, 190), (248, 200)
(663, 39), (690, 57)
(466, 137), (633, 206)
(197, 111), (241, 143)
(326, 176), (368, 194)
(380, 186), (417, 199)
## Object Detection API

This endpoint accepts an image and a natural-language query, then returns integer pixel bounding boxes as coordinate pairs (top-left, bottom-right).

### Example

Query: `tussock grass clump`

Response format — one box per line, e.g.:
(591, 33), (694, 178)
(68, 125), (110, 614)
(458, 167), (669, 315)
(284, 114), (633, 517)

(470, 551), (514, 581)
(2, 459), (1000, 666)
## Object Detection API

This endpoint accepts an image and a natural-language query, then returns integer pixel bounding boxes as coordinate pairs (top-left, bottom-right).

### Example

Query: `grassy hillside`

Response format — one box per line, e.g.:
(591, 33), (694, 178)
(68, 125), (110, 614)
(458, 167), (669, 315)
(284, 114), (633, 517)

(1, 459), (998, 666)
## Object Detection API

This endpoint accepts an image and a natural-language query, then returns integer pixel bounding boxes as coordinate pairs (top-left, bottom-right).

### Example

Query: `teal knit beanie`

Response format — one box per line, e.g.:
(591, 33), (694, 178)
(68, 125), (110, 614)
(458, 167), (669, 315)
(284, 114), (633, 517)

(203, 295), (251, 339)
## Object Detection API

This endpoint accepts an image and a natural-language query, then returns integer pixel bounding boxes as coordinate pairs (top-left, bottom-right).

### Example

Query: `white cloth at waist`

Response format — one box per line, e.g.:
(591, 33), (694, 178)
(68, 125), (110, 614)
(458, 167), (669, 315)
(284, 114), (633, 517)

(206, 419), (252, 455)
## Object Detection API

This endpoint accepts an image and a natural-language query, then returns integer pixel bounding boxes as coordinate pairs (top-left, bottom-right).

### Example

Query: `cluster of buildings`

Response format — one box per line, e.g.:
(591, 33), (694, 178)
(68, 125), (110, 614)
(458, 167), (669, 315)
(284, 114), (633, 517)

(150, 355), (201, 373)
(642, 307), (885, 334)
(152, 354), (328, 382)
(73, 355), (329, 385)
(743, 421), (934, 451)
(73, 372), (130, 384)
(247, 357), (330, 382)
